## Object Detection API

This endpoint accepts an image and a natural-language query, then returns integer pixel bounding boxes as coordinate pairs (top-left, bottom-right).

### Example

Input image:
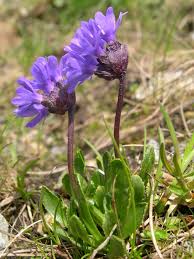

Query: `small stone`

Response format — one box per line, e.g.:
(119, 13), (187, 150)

(0, 214), (9, 250)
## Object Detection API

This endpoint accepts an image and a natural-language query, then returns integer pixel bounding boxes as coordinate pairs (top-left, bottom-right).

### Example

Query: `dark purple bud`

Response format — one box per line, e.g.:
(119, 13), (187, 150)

(95, 41), (128, 81)
(41, 83), (76, 115)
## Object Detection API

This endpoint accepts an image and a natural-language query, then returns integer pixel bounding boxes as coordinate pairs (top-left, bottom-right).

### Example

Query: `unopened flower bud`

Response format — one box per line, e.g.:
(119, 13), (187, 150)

(95, 41), (128, 81)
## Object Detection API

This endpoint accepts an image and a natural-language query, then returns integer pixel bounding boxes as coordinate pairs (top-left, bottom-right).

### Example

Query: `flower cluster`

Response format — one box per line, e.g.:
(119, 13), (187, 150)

(12, 7), (127, 127)
(12, 56), (75, 127)
(64, 7), (125, 93)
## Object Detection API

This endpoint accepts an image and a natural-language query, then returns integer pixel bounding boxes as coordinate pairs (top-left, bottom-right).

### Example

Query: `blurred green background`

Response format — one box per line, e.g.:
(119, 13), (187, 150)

(1, 0), (194, 70)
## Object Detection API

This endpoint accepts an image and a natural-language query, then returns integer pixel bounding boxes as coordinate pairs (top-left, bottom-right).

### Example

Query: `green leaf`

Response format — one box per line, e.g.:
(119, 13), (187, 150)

(76, 190), (103, 242)
(103, 151), (111, 173)
(121, 176), (146, 238)
(96, 156), (103, 170)
(41, 186), (66, 227)
(91, 170), (104, 188)
(55, 225), (79, 247)
(131, 175), (145, 203)
(169, 181), (187, 196)
(122, 200), (146, 239)
(160, 143), (174, 174)
(62, 174), (72, 195)
(103, 119), (137, 245)
(102, 208), (116, 236)
(182, 132), (194, 172)
(108, 236), (126, 259)
(165, 217), (181, 230)
(139, 146), (155, 185)
(143, 229), (169, 241)
(74, 149), (85, 175)
(89, 204), (104, 227)
(173, 154), (188, 193)
(66, 199), (77, 222)
(77, 174), (88, 191)
(69, 215), (91, 244)
(109, 160), (130, 221)
(134, 203), (146, 229)
(160, 105), (180, 160)
(94, 186), (105, 211)
(109, 159), (136, 238)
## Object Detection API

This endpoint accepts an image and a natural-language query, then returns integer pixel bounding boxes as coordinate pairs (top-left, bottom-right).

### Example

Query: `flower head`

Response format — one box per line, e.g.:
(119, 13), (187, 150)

(12, 56), (75, 128)
(64, 7), (126, 92)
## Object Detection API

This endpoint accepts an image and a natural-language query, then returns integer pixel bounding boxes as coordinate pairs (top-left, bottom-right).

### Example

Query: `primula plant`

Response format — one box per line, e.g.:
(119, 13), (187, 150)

(12, 7), (128, 201)
(9, 7), (155, 258)
(11, 5), (193, 259)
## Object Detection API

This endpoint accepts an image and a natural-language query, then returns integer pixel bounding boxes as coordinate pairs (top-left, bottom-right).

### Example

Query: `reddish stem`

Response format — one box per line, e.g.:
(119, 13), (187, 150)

(114, 74), (126, 157)
(67, 97), (79, 196)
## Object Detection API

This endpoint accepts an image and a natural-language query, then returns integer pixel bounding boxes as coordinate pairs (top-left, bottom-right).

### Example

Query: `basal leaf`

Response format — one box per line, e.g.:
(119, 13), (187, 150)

(89, 204), (104, 227)
(94, 185), (105, 211)
(77, 174), (88, 192)
(41, 186), (66, 227)
(173, 154), (188, 193)
(160, 143), (174, 174)
(91, 170), (104, 188)
(76, 190), (103, 242)
(160, 105), (180, 160)
(69, 215), (91, 244)
(103, 151), (111, 174)
(74, 149), (85, 175)
(102, 208), (116, 236)
(131, 175), (145, 203)
(108, 235), (126, 259)
(62, 174), (71, 195)
(139, 146), (155, 185)
(121, 176), (146, 238)
(109, 159), (130, 225)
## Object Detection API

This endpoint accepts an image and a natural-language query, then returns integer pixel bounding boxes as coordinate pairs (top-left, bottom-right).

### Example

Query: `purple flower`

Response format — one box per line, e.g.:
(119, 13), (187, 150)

(12, 77), (49, 128)
(65, 19), (105, 57)
(62, 53), (98, 93)
(31, 56), (64, 94)
(12, 7), (126, 127)
(94, 7), (125, 42)
(12, 56), (70, 128)
(64, 7), (125, 92)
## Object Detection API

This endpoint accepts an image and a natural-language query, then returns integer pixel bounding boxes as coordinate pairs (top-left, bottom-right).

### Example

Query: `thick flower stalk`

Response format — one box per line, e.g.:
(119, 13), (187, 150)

(64, 7), (128, 156)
